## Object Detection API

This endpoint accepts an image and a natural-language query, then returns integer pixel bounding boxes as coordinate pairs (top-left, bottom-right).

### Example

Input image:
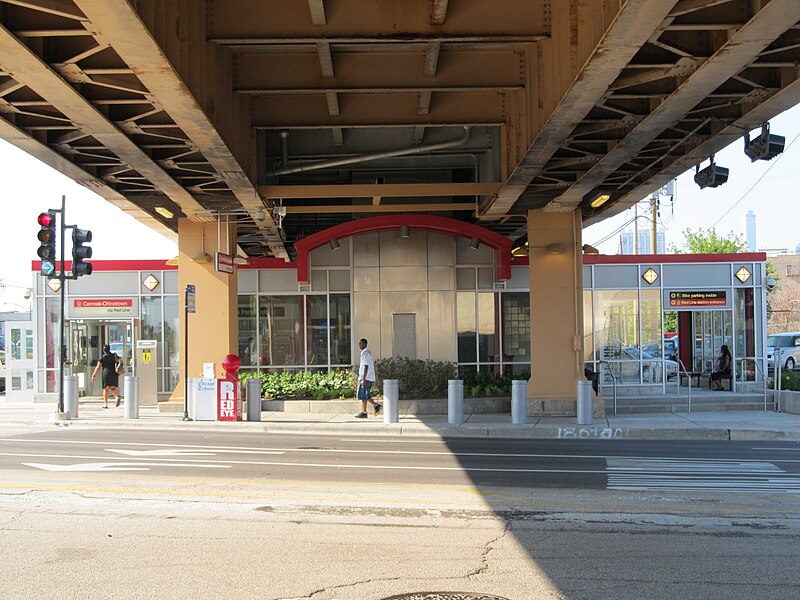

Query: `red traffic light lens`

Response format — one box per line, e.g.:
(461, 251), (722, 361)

(37, 212), (53, 227)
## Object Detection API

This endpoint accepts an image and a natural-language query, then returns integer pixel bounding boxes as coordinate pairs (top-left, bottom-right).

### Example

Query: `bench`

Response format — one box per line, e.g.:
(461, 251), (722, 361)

(680, 372), (704, 387)
(709, 373), (732, 391)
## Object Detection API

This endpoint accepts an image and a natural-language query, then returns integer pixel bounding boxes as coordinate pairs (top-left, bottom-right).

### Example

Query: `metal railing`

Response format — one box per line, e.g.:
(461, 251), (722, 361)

(676, 358), (693, 413)
(598, 360), (617, 415)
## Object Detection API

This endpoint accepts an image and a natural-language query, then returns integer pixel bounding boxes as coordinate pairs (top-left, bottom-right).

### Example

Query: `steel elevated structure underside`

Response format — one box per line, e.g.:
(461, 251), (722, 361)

(1, 0), (800, 260)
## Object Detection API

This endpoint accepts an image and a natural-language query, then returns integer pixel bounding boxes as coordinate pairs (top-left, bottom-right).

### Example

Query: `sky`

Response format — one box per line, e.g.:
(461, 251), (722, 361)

(2, 103), (800, 311)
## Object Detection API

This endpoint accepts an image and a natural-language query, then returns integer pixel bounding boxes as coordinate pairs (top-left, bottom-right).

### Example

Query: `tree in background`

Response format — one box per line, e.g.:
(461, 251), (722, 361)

(768, 278), (800, 334)
(670, 228), (748, 254)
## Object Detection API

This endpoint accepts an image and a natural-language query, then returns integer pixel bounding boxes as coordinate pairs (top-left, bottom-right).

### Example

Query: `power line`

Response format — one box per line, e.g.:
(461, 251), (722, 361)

(710, 132), (800, 229)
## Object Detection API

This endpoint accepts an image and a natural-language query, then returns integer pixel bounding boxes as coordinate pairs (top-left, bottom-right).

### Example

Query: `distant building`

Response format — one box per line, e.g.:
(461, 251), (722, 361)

(743, 210), (757, 251)
(619, 229), (666, 254)
(768, 251), (800, 280)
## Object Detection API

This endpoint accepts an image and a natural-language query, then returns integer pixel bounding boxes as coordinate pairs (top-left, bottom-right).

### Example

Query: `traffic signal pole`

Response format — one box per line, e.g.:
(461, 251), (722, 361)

(57, 194), (66, 414)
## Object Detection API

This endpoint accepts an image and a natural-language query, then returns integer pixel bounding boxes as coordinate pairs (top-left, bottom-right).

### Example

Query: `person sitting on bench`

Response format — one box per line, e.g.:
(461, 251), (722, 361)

(710, 344), (732, 391)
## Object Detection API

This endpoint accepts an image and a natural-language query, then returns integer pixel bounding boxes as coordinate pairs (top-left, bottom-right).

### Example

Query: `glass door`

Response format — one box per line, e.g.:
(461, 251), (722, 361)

(4, 321), (34, 402)
(692, 310), (732, 374)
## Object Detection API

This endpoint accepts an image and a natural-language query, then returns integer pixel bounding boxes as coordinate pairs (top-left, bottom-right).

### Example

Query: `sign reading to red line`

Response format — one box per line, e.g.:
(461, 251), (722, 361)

(68, 298), (139, 318)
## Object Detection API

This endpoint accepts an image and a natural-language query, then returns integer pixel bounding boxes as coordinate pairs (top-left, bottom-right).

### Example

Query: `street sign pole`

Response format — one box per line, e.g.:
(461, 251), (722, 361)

(183, 284), (196, 420)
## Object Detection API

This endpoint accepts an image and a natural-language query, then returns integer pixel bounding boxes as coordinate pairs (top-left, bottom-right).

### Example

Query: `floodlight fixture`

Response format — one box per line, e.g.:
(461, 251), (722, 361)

(744, 123), (785, 162)
(694, 156), (729, 189)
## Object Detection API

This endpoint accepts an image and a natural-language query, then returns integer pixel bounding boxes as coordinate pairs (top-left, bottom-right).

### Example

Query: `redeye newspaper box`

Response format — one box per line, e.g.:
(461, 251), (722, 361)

(187, 354), (242, 421)
(187, 378), (241, 421)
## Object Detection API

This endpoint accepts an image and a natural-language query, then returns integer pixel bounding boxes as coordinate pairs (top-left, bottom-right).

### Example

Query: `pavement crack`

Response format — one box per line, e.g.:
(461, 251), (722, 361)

(465, 520), (510, 579)
(277, 575), (408, 600)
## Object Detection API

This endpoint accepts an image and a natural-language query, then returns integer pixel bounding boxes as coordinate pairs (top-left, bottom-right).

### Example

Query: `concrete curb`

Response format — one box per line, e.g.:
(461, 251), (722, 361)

(6, 415), (800, 441)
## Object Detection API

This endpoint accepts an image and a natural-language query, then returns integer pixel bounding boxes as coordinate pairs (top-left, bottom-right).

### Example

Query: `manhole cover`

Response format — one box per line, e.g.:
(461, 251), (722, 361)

(381, 594), (511, 600)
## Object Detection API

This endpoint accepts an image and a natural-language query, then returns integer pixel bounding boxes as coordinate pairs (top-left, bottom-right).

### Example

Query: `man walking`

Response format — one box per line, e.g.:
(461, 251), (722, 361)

(355, 338), (381, 418)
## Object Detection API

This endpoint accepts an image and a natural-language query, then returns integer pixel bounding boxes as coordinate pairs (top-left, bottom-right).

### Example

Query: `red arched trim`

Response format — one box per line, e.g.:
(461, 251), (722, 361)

(294, 214), (512, 283)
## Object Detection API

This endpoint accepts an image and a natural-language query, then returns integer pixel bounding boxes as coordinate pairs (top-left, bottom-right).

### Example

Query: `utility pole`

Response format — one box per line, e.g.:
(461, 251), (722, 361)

(650, 193), (658, 254)
(633, 203), (639, 254)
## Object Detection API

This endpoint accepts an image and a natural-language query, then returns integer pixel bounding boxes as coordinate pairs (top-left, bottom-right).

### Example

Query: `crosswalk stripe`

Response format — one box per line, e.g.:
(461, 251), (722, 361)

(606, 457), (800, 493)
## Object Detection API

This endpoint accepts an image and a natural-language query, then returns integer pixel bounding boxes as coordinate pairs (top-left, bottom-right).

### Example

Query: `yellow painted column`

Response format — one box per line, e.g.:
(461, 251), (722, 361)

(527, 209), (584, 415)
(168, 218), (238, 404)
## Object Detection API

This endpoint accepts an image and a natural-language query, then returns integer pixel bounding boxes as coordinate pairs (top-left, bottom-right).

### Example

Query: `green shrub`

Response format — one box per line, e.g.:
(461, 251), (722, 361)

(781, 370), (800, 392)
(375, 357), (457, 399)
(458, 367), (530, 398)
(239, 369), (356, 399)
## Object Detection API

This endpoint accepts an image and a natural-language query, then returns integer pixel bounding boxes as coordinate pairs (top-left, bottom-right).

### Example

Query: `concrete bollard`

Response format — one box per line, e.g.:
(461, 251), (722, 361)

(246, 378), (262, 422)
(511, 379), (528, 424)
(576, 379), (593, 425)
(383, 379), (399, 424)
(448, 379), (464, 425)
(64, 375), (79, 419)
(124, 376), (138, 419)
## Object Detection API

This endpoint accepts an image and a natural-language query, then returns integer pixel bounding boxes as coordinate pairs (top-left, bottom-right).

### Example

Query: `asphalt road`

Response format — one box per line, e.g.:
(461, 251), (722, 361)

(2, 428), (800, 600)
(1, 428), (800, 494)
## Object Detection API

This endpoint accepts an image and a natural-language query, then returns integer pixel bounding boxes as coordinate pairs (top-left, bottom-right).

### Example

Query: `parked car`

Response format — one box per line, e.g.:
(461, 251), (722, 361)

(595, 344), (678, 382)
(0, 349), (5, 393)
(642, 337), (679, 363)
(767, 332), (800, 371)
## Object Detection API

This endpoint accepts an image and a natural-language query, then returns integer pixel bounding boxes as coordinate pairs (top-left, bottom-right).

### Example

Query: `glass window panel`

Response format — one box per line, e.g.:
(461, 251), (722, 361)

(45, 297), (59, 370)
(259, 296), (305, 366)
(329, 294), (351, 365)
(238, 295), (258, 367)
(456, 268), (476, 290)
(310, 270), (328, 291)
(502, 292), (530, 363)
(457, 291), (477, 362)
(306, 295), (329, 365)
(477, 292), (498, 363)
(583, 290), (594, 362)
(329, 270), (351, 291)
(141, 296), (163, 366)
(640, 289), (662, 360)
(163, 296), (179, 369)
(477, 268), (494, 290)
(593, 290), (638, 361)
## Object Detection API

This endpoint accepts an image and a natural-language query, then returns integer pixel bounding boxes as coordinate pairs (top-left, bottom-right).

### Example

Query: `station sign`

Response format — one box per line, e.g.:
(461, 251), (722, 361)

(668, 290), (727, 308)
(215, 252), (234, 274)
(67, 297), (139, 318)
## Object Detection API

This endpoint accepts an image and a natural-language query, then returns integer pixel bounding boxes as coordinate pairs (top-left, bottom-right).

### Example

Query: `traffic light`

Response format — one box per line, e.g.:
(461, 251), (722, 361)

(744, 124), (785, 162)
(694, 160), (729, 189)
(37, 211), (57, 277)
(72, 227), (93, 276)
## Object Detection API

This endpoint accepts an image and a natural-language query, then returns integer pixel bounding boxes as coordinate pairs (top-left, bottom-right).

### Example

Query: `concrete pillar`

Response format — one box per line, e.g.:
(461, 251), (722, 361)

(169, 218), (238, 406)
(527, 209), (584, 416)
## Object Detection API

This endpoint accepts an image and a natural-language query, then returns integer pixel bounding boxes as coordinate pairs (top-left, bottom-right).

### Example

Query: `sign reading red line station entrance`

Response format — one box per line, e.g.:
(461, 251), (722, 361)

(668, 291), (727, 307)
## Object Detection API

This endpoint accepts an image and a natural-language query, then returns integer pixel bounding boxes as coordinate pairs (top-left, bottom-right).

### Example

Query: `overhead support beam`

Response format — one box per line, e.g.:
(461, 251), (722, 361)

(414, 126), (426, 144)
(212, 35), (545, 46)
(2, 0), (87, 21)
(418, 90), (432, 115)
(307, 0), (327, 25)
(479, 0), (677, 221)
(325, 91), (340, 116)
(430, 0), (449, 26)
(669, 0), (735, 18)
(552, 0), (800, 210)
(74, 0), (287, 259)
(285, 203), (476, 214)
(0, 22), (204, 216)
(259, 182), (502, 199)
(316, 41), (334, 77)
(0, 115), (176, 241)
(372, 196), (381, 206)
(424, 42), (441, 77)
(586, 70), (800, 225)
(332, 127), (344, 146)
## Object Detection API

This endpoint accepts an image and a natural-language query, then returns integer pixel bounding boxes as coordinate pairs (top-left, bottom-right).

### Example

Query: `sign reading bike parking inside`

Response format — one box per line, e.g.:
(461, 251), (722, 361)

(67, 298), (139, 318)
(668, 291), (727, 308)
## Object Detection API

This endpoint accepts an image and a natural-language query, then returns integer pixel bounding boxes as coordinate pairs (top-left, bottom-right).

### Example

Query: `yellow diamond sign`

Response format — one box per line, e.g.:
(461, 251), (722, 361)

(642, 268), (659, 285)
(735, 267), (751, 283)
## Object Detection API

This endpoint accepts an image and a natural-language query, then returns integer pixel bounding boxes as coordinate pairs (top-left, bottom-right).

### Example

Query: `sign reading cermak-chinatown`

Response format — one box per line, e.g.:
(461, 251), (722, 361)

(668, 291), (727, 308)
(68, 298), (140, 319)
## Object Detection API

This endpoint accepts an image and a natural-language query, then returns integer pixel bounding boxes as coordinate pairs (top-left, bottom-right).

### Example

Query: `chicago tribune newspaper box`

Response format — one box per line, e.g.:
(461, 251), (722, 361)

(187, 377), (241, 421)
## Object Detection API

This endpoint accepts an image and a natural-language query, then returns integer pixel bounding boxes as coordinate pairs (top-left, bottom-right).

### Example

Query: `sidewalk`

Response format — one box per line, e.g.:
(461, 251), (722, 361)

(3, 398), (800, 441)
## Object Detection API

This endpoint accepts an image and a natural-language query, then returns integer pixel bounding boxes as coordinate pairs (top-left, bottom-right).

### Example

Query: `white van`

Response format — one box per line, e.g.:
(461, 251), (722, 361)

(767, 332), (800, 371)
